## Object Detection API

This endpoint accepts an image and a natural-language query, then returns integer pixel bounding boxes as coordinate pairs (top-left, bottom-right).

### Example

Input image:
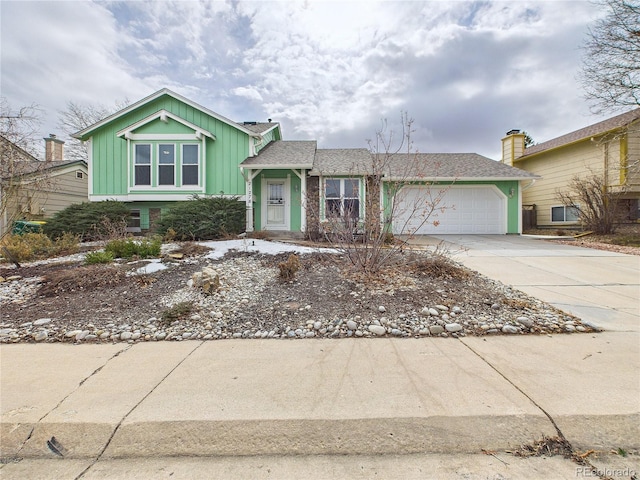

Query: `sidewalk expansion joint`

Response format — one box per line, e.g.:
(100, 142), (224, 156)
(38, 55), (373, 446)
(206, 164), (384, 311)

(459, 340), (566, 438)
(13, 344), (132, 457)
(73, 341), (205, 480)
(459, 340), (610, 479)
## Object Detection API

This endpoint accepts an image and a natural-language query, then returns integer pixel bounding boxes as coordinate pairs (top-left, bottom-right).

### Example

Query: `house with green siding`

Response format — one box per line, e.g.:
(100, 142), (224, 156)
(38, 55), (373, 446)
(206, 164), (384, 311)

(74, 89), (538, 236)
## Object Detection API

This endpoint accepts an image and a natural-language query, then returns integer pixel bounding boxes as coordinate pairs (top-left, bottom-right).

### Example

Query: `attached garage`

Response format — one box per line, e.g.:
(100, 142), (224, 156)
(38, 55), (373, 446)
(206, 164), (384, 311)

(393, 185), (507, 235)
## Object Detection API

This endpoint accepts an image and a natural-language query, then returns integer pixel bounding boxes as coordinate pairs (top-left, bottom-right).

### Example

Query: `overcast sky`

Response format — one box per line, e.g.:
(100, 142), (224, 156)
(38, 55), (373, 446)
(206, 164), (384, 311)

(1, 0), (614, 160)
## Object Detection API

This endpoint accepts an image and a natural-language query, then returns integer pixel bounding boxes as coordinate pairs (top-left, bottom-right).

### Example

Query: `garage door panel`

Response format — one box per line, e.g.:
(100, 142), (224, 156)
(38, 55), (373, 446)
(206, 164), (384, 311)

(393, 186), (506, 235)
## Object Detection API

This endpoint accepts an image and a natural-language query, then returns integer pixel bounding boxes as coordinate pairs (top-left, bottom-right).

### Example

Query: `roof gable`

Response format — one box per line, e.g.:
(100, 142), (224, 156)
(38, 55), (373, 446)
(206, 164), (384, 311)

(115, 110), (215, 140)
(73, 88), (272, 140)
(523, 108), (640, 157)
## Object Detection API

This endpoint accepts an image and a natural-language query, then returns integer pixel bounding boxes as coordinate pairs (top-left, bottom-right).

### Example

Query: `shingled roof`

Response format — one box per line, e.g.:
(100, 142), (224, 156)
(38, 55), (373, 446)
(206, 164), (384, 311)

(310, 148), (372, 175)
(311, 150), (537, 180)
(240, 140), (317, 168)
(523, 108), (640, 157)
(386, 153), (537, 180)
(241, 122), (279, 135)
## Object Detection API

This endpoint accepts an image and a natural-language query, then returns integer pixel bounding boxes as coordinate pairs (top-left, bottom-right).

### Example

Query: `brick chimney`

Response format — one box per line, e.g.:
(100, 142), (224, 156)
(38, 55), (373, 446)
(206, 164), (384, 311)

(44, 134), (64, 162)
(501, 129), (525, 166)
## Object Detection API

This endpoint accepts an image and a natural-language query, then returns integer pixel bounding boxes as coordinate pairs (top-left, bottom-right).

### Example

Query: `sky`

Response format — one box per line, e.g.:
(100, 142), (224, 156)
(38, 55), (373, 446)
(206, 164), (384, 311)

(0, 0), (615, 160)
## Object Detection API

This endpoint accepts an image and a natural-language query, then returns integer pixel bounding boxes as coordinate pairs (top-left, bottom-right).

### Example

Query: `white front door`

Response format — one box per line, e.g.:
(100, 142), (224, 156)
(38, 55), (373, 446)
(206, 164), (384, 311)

(264, 179), (289, 230)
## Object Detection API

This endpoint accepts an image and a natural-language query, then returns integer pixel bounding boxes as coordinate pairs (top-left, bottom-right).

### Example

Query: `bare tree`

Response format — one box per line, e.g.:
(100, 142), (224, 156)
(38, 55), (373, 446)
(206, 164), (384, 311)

(556, 169), (623, 234)
(308, 113), (454, 274)
(0, 98), (52, 240)
(57, 98), (129, 162)
(580, 0), (640, 113)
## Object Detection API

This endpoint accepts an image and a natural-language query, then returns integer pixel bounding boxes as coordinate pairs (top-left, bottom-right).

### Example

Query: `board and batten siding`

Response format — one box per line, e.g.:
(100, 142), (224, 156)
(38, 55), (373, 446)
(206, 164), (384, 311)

(88, 95), (252, 198)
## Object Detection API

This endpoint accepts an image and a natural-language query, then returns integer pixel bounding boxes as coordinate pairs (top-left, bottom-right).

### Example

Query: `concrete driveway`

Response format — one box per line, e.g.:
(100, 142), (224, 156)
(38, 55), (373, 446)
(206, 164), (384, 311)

(419, 235), (640, 333)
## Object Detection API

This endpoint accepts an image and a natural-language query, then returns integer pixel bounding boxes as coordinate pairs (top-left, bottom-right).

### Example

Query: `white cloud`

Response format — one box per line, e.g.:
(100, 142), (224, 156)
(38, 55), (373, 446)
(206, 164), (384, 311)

(1, 0), (612, 160)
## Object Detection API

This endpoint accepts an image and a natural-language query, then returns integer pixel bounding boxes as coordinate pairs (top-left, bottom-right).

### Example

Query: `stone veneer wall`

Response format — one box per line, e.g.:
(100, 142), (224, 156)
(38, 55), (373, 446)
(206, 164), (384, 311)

(305, 176), (320, 240)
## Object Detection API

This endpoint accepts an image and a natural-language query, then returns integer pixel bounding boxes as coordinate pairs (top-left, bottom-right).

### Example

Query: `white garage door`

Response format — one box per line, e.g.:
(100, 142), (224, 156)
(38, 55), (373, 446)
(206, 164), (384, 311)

(393, 186), (507, 235)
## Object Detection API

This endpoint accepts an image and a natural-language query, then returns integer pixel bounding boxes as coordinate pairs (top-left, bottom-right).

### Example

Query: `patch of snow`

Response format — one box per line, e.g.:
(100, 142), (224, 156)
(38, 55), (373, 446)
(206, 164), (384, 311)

(134, 259), (168, 275)
(200, 239), (336, 260)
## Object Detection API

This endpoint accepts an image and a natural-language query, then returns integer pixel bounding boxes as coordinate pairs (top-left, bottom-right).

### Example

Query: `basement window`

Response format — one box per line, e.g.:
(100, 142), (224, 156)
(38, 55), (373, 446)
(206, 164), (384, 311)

(551, 205), (579, 222)
(127, 209), (141, 232)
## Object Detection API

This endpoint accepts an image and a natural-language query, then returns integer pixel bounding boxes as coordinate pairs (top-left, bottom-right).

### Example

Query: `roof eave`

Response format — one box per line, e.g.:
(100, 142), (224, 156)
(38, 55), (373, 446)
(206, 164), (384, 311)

(241, 163), (313, 170)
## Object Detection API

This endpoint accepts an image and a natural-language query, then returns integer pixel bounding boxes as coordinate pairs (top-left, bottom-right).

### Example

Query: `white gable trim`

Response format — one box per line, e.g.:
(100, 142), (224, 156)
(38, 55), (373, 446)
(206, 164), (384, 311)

(116, 110), (216, 141)
(74, 88), (261, 139)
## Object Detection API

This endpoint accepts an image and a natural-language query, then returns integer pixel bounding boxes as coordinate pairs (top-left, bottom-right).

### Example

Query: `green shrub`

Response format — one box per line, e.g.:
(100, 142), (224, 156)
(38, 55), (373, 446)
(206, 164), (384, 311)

(104, 237), (161, 260)
(84, 250), (115, 265)
(0, 233), (80, 263)
(155, 196), (245, 240)
(43, 201), (130, 241)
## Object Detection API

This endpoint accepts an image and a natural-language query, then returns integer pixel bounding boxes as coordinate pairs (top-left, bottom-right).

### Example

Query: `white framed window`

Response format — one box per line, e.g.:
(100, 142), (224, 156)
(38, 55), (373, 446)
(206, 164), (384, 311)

(551, 205), (580, 222)
(134, 144), (151, 186)
(182, 144), (199, 186)
(76, 171), (84, 179)
(158, 144), (175, 186)
(325, 178), (360, 219)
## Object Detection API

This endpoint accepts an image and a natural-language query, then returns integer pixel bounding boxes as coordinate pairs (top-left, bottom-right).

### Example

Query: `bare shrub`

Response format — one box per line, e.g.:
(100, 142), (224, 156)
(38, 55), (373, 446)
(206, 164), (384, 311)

(173, 242), (212, 257)
(92, 216), (129, 242)
(556, 171), (622, 234)
(39, 265), (128, 297)
(278, 254), (301, 281)
(409, 243), (470, 280)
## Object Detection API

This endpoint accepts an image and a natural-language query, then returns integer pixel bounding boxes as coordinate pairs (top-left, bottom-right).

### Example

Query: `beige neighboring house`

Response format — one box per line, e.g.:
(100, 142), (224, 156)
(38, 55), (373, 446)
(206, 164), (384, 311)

(0, 134), (88, 236)
(501, 109), (640, 228)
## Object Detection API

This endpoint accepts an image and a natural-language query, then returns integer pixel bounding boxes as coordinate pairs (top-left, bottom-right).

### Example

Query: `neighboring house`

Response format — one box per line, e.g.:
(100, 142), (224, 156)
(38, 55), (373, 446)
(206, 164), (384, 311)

(74, 88), (538, 236)
(501, 109), (640, 228)
(0, 135), (88, 236)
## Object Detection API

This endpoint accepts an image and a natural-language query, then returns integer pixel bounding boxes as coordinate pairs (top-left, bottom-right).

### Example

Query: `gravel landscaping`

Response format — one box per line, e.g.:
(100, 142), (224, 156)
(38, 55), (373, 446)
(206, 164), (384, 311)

(0, 240), (598, 344)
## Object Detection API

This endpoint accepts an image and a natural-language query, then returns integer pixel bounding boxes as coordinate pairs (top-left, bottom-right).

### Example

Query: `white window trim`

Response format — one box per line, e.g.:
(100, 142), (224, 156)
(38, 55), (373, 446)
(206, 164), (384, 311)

(134, 143), (152, 187)
(322, 178), (362, 220)
(130, 141), (205, 192)
(551, 204), (580, 223)
(181, 143), (201, 187)
(157, 143), (176, 187)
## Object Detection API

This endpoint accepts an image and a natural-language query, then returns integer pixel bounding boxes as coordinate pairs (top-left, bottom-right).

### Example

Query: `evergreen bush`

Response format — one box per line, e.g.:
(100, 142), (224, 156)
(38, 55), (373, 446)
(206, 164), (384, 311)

(155, 196), (245, 240)
(43, 201), (130, 241)
(104, 237), (161, 260)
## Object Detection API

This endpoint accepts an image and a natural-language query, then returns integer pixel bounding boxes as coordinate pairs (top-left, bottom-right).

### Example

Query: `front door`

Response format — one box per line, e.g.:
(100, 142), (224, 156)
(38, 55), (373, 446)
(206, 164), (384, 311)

(265, 179), (288, 230)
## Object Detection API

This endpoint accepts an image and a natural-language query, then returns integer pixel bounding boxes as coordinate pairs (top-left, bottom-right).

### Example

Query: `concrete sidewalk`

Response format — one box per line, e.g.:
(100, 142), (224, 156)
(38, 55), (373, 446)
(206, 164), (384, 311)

(1, 336), (639, 477)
